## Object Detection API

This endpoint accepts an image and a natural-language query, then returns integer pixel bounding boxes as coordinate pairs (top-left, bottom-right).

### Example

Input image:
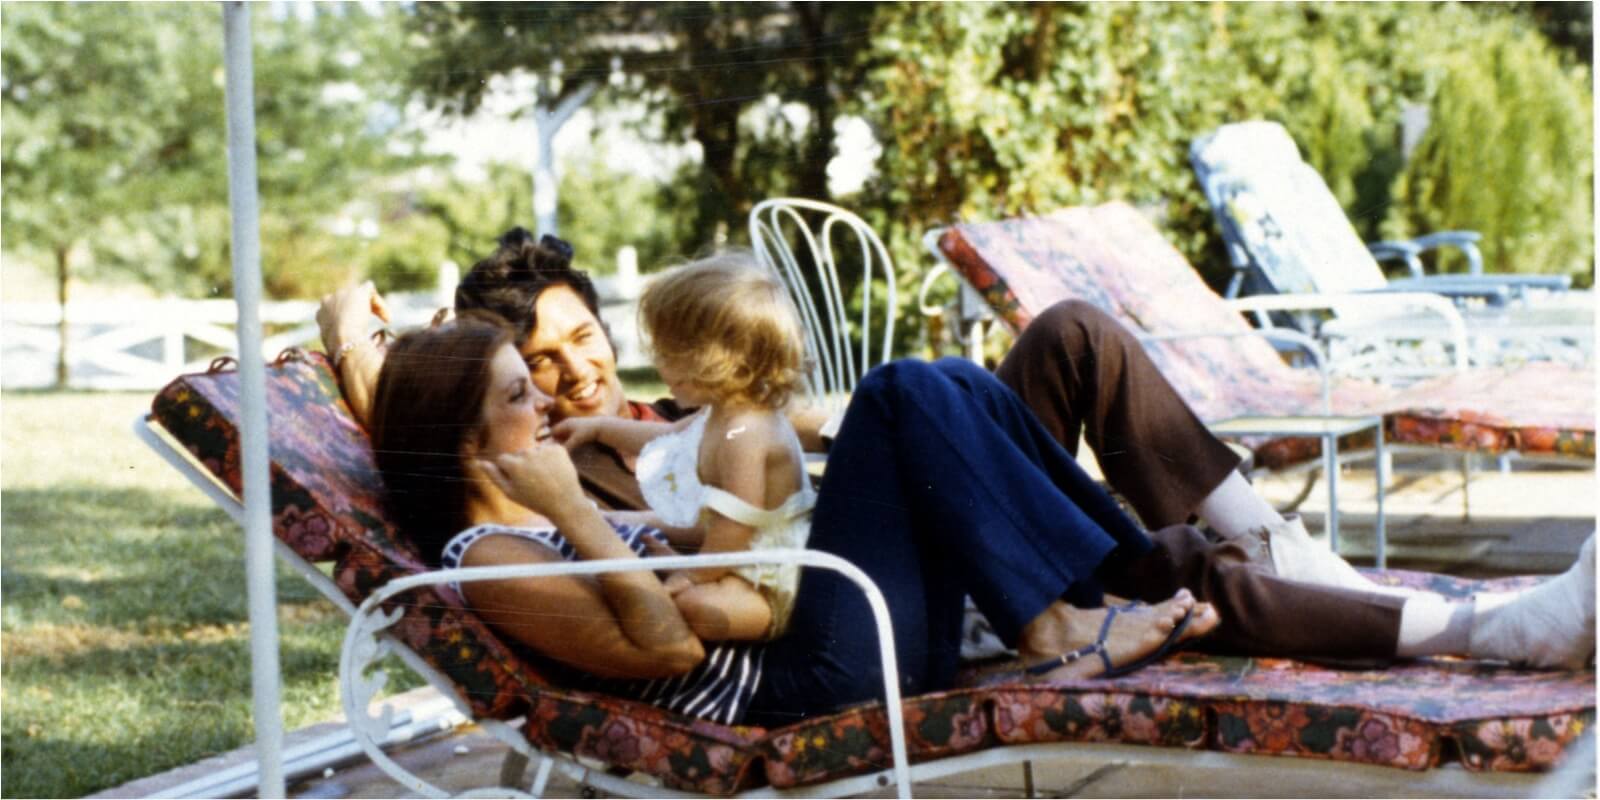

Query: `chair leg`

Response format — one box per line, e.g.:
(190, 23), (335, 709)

(499, 750), (530, 790)
(529, 756), (555, 798)
(1459, 453), (1475, 522)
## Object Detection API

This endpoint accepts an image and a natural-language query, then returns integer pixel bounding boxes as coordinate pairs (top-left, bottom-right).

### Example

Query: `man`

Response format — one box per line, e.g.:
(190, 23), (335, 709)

(318, 230), (1593, 669)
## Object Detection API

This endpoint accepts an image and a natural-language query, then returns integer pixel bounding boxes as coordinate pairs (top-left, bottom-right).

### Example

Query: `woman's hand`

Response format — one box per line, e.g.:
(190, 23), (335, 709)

(474, 444), (587, 520)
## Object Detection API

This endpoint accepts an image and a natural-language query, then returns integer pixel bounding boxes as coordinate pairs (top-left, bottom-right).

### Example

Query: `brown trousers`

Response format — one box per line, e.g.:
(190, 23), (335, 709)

(997, 300), (1402, 659)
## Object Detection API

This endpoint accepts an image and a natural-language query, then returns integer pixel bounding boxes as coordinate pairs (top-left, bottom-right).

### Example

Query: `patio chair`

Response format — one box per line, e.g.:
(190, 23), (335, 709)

(138, 350), (1594, 797)
(927, 203), (1594, 532)
(750, 198), (898, 413)
(1190, 120), (1589, 381)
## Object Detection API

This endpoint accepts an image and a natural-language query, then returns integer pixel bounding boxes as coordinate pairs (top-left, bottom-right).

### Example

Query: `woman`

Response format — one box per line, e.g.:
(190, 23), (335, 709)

(369, 314), (1222, 726)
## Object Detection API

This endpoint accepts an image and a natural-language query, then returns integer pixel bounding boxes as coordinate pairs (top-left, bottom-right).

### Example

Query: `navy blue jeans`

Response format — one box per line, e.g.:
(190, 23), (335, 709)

(745, 358), (1153, 726)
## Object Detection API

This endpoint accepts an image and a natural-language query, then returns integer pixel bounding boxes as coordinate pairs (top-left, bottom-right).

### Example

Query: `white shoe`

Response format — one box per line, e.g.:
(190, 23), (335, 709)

(1258, 515), (1415, 599)
(1470, 534), (1597, 670)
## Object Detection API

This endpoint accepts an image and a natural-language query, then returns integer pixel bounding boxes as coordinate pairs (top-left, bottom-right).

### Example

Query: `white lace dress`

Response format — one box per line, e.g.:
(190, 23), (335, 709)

(637, 410), (816, 639)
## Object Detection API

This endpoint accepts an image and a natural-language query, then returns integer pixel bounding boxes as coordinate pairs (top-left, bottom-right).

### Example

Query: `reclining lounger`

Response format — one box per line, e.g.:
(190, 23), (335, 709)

(930, 203), (1595, 472)
(139, 351), (1595, 797)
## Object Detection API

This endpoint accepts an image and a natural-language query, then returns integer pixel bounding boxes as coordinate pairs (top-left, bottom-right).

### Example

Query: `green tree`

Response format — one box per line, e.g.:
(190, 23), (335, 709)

(857, 1), (1594, 325)
(3, 3), (425, 383)
(403, 2), (878, 251)
(1386, 17), (1593, 280)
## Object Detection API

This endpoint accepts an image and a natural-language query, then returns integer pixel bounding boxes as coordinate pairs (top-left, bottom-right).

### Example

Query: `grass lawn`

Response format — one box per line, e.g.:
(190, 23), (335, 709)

(2, 376), (667, 798)
(2, 391), (354, 798)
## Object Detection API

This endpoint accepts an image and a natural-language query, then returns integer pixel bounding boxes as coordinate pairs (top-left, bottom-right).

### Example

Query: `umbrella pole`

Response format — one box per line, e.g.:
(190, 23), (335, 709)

(221, 3), (285, 796)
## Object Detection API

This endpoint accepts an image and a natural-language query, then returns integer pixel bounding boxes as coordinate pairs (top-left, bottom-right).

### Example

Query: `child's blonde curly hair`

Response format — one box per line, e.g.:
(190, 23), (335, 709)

(639, 251), (807, 409)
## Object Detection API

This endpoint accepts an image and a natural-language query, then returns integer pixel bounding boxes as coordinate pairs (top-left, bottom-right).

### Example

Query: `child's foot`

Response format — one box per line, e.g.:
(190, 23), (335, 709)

(1019, 591), (1220, 682)
(1470, 535), (1596, 670)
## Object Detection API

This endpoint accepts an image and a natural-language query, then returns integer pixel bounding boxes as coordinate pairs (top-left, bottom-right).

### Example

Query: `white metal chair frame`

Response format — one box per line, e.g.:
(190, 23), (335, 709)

(750, 198), (898, 413)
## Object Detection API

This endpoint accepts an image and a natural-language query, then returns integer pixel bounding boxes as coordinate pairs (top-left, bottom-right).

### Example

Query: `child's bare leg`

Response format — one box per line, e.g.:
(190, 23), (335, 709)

(672, 576), (773, 642)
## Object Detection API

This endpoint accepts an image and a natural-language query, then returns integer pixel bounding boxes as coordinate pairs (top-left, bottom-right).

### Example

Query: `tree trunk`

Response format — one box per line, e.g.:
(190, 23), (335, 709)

(794, 2), (834, 205)
(54, 244), (70, 389)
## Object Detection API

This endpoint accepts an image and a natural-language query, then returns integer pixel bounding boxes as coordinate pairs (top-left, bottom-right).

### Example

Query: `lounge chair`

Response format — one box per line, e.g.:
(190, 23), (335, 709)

(137, 348), (1594, 796)
(928, 204), (1593, 529)
(1190, 120), (1589, 381)
(750, 198), (899, 413)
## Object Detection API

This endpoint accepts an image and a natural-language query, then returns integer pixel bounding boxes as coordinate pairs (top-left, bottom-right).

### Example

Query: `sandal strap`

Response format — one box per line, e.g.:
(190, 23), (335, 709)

(1093, 606), (1121, 674)
(1023, 642), (1107, 676)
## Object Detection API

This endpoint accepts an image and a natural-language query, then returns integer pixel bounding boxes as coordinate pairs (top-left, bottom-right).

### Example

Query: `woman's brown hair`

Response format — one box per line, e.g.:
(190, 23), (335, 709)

(368, 313), (515, 565)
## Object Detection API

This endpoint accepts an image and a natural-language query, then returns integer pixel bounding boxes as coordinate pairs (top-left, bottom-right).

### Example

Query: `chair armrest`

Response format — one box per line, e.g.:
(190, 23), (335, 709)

(1387, 274), (1572, 299)
(342, 549), (916, 798)
(1370, 231), (1484, 278)
(1225, 292), (1468, 373)
(1136, 327), (1332, 416)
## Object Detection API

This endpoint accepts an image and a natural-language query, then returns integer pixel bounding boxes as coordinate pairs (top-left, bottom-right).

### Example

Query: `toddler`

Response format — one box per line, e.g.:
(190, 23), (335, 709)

(555, 253), (814, 641)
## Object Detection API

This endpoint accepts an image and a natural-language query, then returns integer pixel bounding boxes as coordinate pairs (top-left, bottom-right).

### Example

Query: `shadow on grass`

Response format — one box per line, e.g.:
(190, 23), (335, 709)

(3, 486), (330, 627)
(2, 636), (347, 798)
(3, 483), (367, 797)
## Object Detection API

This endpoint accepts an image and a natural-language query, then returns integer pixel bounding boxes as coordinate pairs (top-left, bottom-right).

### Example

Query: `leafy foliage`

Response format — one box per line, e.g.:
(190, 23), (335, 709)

(1385, 16), (1593, 280)
(403, 2), (878, 253)
(2, 3), (427, 299)
(858, 2), (1594, 326)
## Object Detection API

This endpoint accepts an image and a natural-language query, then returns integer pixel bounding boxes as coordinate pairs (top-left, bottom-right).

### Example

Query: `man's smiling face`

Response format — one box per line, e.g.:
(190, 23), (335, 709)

(517, 284), (628, 422)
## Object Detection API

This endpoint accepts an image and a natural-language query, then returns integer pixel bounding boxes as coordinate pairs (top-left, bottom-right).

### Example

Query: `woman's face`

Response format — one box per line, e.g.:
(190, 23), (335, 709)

(477, 343), (555, 458)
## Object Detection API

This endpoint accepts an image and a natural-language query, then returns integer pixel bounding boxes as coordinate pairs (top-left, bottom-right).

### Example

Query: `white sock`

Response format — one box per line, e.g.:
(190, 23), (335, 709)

(1469, 535), (1597, 669)
(1264, 515), (1418, 599)
(1198, 471), (1284, 538)
(1396, 595), (1474, 657)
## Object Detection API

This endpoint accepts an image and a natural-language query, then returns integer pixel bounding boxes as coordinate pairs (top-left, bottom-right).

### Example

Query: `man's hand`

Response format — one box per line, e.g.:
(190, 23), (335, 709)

(317, 281), (393, 427)
(317, 281), (391, 353)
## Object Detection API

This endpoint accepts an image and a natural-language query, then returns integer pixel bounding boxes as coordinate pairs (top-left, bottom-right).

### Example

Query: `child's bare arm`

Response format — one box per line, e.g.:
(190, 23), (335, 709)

(671, 576), (773, 641)
(553, 416), (685, 457)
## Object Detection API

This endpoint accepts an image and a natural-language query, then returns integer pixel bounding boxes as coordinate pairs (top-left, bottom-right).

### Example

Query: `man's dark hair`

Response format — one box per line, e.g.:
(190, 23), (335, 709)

(454, 228), (603, 343)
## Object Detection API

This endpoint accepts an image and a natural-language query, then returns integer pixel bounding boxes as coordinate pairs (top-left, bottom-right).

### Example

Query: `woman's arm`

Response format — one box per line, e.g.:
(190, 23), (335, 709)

(474, 445), (706, 678)
(604, 510), (706, 551)
(460, 533), (705, 678)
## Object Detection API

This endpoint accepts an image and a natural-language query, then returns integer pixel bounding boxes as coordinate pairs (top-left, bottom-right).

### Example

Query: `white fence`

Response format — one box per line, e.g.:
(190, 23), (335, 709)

(2, 268), (647, 391)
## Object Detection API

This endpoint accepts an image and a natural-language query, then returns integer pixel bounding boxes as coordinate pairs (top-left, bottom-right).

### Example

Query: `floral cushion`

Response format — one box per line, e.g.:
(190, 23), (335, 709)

(152, 356), (1593, 793)
(520, 690), (767, 795)
(938, 204), (1595, 463)
(150, 353), (552, 719)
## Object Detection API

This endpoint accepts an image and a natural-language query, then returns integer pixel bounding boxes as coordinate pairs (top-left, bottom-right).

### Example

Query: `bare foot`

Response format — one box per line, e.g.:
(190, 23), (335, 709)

(1018, 590), (1221, 681)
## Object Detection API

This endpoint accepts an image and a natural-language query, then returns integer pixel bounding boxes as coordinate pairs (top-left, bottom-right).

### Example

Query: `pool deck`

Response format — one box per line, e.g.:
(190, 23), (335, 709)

(91, 455), (1596, 799)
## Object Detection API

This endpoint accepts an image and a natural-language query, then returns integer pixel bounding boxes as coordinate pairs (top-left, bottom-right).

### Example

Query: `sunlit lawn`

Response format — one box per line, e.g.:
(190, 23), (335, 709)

(2, 375), (667, 798)
(1, 391), (353, 798)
